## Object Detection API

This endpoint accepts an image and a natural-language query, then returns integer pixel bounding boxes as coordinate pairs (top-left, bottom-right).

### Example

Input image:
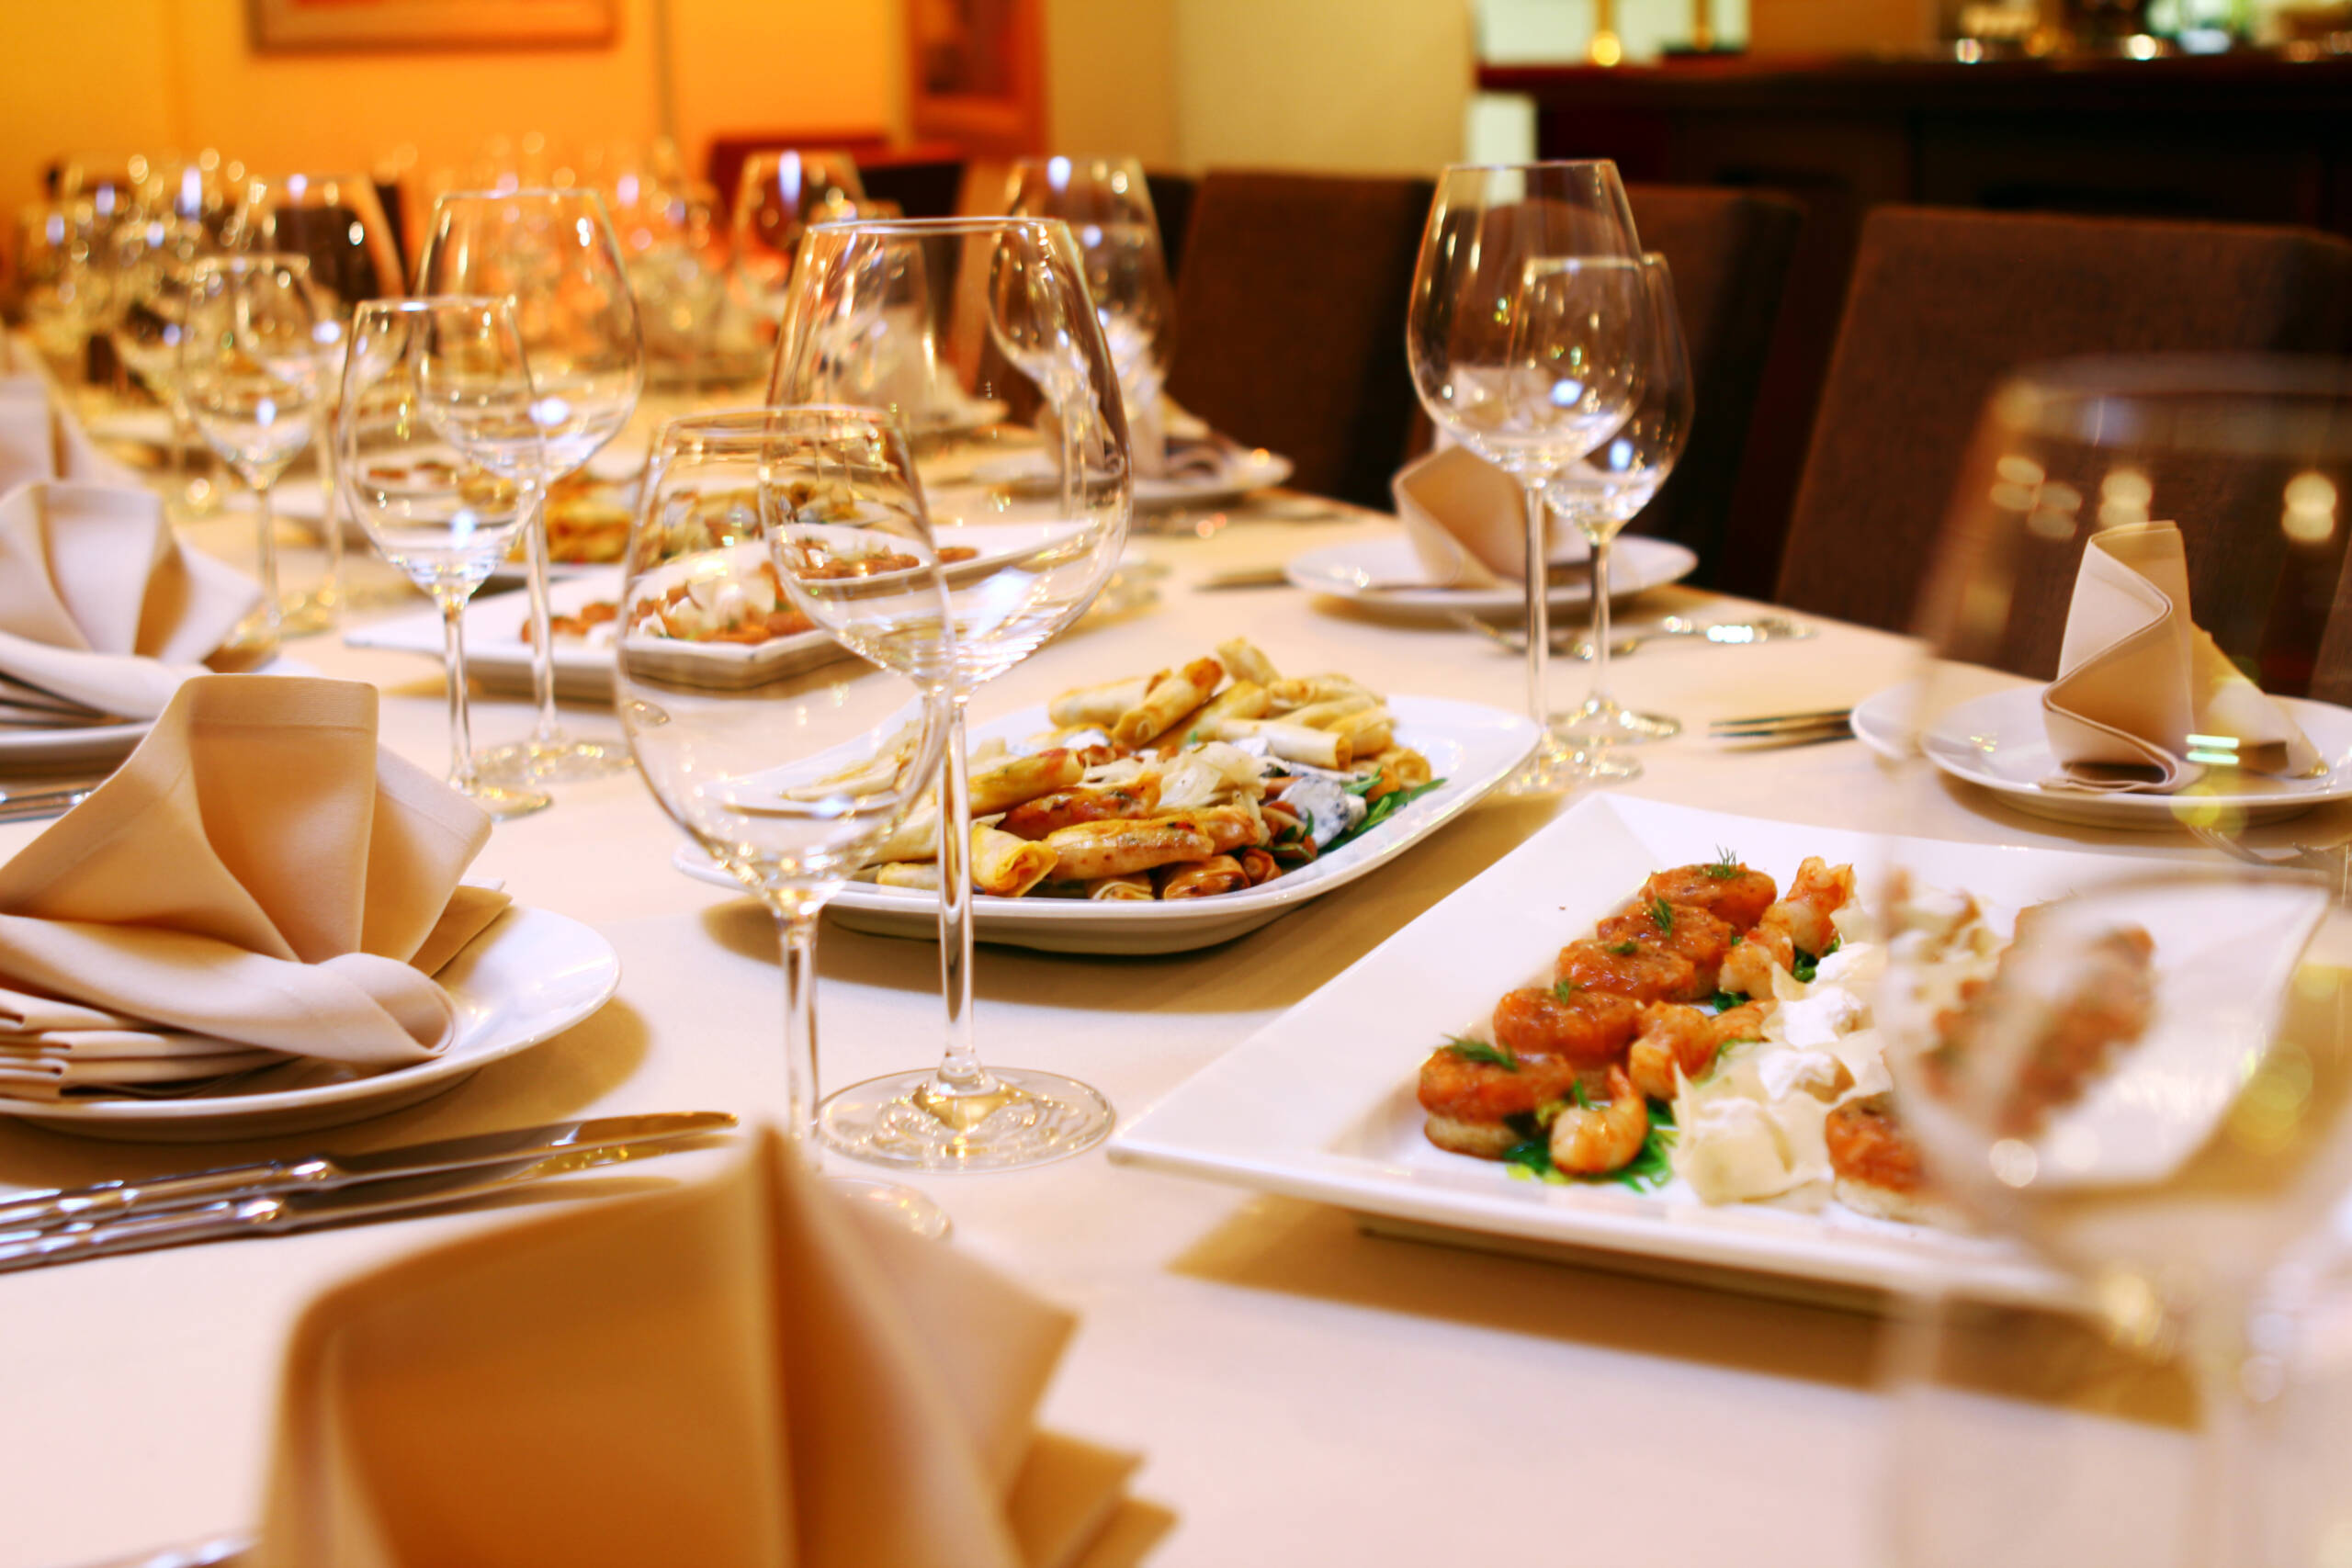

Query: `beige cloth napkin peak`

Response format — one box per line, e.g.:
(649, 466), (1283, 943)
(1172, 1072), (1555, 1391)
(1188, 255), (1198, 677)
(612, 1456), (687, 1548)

(2041, 521), (2321, 793)
(0, 371), (146, 491)
(1392, 445), (1579, 589)
(252, 1130), (1138, 1568)
(0, 479), (262, 717)
(0, 676), (509, 1095)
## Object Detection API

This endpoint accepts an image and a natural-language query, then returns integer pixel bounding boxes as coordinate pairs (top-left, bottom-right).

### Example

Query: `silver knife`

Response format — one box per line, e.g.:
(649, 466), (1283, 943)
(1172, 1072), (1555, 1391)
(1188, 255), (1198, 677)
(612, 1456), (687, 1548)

(0, 1136), (715, 1271)
(0, 1111), (736, 1233)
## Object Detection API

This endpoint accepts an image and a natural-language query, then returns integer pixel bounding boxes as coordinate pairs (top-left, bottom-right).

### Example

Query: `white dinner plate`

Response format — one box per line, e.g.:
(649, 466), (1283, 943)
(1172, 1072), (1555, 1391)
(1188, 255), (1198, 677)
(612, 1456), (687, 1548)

(0, 657), (313, 776)
(1132, 448), (1295, 511)
(0, 904), (621, 1142)
(1921, 685), (2352, 828)
(673, 693), (1543, 954)
(1108, 795), (2147, 1311)
(1284, 535), (1700, 618)
(1850, 680), (1920, 763)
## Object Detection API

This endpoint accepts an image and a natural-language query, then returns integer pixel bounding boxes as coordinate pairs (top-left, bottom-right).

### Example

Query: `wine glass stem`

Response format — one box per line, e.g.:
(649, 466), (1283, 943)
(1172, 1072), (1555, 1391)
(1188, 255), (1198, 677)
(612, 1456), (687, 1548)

(435, 586), (478, 793)
(769, 899), (822, 1163)
(933, 698), (995, 1097)
(312, 436), (342, 616)
(1587, 527), (1616, 710)
(1521, 482), (1550, 730)
(520, 487), (563, 748)
(252, 479), (281, 635)
(2186, 1290), (2276, 1568)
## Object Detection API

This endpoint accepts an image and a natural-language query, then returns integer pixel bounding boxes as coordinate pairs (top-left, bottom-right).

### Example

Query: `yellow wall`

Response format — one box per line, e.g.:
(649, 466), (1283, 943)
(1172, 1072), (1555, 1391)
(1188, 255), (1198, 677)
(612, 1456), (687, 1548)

(1, 0), (899, 225)
(1043, 0), (1177, 166)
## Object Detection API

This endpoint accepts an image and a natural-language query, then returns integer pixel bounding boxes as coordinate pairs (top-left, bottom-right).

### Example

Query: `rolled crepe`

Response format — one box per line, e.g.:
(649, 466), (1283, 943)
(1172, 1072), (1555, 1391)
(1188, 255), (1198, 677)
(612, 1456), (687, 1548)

(1041, 818), (1217, 881)
(969, 748), (1082, 815)
(1199, 681), (1270, 724)
(867, 808), (941, 865)
(1196, 716), (1350, 770)
(970, 824), (1055, 897)
(1156, 855), (1249, 900)
(1268, 673), (1377, 711)
(1284, 694), (1376, 729)
(1236, 846), (1279, 886)
(1216, 637), (1281, 687)
(1172, 804), (1266, 854)
(1112, 658), (1223, 750)
(1047, 675), (1148, 728)
(869, 862), (942, 891)
(1085, 873), (1156, 901)
(998, 780), (1160, 839)
(1332, 706), (1394, 757)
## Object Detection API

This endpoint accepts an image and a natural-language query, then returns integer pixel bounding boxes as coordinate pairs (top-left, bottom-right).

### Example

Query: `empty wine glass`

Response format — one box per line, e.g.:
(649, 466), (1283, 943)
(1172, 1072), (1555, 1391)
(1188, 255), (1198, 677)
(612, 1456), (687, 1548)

(338, 297), (549, 818)
(1407, 162), (1647, 792)
(181, 253), (325, 660)
(110, 217), (209, 502)
(770, 215), (1131, 1170)
(1544, 253), (1691, 756)
(729, 150), (864, 334)
(1003, 156), (1175, 466)
(1882, 358), (2352, 1567)
(616, 408), (952, 1235)
(417, 187), (646, 784)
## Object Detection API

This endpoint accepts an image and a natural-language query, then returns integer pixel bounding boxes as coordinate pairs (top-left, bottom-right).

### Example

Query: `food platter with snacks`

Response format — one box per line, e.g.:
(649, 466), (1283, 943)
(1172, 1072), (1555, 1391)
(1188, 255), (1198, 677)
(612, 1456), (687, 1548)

(1102, 795), (2299, 1309)
(675, 637), (1541, 953)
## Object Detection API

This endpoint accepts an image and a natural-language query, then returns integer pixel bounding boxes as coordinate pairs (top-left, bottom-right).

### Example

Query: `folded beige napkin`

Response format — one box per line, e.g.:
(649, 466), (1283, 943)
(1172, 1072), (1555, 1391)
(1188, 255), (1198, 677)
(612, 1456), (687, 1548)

(251, 1129), (1140, 1568)
(2041, 521), (2321, 793)
(0, 675), (511, 1098)
(0, 371), (146, 491)
(1392, 445), (1578, 588)
(1127, 395), (1226, 482)
(0, 479), (262, 719)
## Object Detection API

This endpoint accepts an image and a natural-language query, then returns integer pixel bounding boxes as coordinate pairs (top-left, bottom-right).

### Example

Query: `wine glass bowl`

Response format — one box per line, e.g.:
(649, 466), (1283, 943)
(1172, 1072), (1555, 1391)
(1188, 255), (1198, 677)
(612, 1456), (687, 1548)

(1003, 156), (1174, 434)
(729, 150), (865, 333)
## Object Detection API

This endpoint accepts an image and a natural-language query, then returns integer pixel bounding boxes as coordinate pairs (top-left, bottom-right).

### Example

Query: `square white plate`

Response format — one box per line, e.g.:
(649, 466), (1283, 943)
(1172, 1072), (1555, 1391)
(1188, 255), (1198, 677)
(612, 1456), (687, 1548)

(1102, 795), (2188, 1309)
(673, 693), (1543, 954)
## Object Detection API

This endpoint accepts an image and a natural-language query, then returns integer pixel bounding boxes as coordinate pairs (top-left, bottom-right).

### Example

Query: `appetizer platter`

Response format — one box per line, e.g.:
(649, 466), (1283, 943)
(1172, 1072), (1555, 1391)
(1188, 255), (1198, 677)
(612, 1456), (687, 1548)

(676, 638), (1541, 953)
(1110, 796), (2326, 1308)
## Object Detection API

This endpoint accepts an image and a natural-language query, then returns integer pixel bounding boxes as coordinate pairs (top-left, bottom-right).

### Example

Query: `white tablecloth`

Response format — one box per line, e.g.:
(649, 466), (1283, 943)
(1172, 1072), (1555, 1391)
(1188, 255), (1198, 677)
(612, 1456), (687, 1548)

(0, 502), (2282, 1568)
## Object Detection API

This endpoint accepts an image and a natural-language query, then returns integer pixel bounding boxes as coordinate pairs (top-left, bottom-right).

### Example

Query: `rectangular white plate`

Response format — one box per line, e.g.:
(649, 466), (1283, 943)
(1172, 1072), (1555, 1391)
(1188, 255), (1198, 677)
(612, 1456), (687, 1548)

(673, 694), (1543, 954)
(1108, 795), (2127, 1308)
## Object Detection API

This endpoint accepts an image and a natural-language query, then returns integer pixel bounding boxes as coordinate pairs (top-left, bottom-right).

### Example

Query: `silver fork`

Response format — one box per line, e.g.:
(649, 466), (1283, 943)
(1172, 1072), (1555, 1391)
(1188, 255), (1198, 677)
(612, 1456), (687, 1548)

(1453, 612), (1814, 660)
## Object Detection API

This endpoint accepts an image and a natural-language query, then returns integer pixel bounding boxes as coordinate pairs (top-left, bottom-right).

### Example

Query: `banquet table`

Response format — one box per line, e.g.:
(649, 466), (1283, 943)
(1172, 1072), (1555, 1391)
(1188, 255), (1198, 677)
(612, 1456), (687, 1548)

(1, 499), (2298, 1568)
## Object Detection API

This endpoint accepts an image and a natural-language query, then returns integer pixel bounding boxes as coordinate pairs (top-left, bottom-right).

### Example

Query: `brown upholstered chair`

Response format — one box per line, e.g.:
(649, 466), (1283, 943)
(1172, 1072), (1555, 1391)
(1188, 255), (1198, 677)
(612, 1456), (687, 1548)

(1146, 170), (1196, 281)
(1774, 208), (2352, 647)
(1163, 169), (1433, 509)
(1623, 185), (1803, 586)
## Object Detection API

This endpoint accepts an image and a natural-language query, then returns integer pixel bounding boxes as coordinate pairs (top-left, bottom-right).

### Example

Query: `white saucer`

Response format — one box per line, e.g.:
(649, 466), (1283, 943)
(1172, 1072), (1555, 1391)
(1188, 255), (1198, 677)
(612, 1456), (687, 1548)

(0, 657), (314, 776)
(1920, 685), (2352, 828)
(1284, 534), (1699, 618)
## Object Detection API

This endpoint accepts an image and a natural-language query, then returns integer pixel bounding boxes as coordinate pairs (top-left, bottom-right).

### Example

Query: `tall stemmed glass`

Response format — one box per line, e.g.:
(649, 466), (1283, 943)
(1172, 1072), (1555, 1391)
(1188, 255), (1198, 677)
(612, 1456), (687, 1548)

(1881, 359), (2352, 1568)
(1003, 156), (1175, 464)
(770, 216), (1131, 1169)
(417, 188), (646, 783)
(180, 253), (324, 660)
(337, 297), (550, 819)
(617, 409), (952, 1235)
(1544, 254), (1692, 762)
(1406, 162), (1647, 793)
(238, 172), (408, 633)
(729, 151), (864, 336)
(111, 223), (209, 507)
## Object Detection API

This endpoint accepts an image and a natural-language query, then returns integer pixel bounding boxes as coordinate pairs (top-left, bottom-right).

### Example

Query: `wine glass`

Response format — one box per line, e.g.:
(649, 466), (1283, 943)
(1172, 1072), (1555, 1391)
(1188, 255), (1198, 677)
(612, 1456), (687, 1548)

(1406, 162), (1648, 793)
(616, 408), (953, 1235)
(236, 172), (407, 635)
(416, 187), (646, 784)
(769, 216), (1131, 1170)
(1544, 253), (1692, 758)
(1002, 156), (1175, 468)
(728, 151), (863, 334)
(110, 220), (210, 510)
(1881, 358), (2352, 1566)
(180, 253), (325, 661)
(337, 297), (550, 818)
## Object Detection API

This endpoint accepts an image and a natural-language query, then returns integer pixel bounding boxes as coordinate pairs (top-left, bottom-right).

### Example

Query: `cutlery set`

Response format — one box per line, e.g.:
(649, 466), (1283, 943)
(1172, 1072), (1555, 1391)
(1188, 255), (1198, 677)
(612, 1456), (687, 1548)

(1453, 610), (1815, 660)
(0, 1111), (736, 1272)
(1707, 707), (1856, 747)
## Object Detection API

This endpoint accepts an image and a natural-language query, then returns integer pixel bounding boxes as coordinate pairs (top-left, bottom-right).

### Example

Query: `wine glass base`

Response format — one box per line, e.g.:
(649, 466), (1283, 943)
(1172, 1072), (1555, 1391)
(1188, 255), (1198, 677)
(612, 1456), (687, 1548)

(476, 738), (635, 785)
(818, 1066), (1115, 1172)
(827, 1175), (952, 1239)
(459, 778), (552, 820)
(1498, 733), (1641, 795)
(277, 591), (339, 638)
(1554, 698), (1681, 744)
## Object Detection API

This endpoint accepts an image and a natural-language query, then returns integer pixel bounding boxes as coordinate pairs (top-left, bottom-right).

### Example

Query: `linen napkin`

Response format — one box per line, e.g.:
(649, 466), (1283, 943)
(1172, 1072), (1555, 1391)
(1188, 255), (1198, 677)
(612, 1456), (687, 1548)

(0, 479), (262, 719)
(1126, 395), (1227, 482)
(2041, 520), (2321, 793)
(1392, 445), (1579, 588)
(250, 1128), (1141, 1568)
(0, 371), (146, 490)
(0, 675), (511, 1098)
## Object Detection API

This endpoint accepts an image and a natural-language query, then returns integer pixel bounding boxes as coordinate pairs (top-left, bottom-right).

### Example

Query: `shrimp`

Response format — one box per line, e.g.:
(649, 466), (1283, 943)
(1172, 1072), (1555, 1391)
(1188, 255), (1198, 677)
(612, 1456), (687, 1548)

(1492, 987), (1646, 1067)
(1596, 899), (1736, 998)
(1756, 856), (1856, 961)
(1418, 1044), (1589, 1156)
(1625, 999), (1777, 1099)
(1555, 940), (1698, 1005)
(1550, 1066), (1649, 1174)
(1640, 863), (1779, 932)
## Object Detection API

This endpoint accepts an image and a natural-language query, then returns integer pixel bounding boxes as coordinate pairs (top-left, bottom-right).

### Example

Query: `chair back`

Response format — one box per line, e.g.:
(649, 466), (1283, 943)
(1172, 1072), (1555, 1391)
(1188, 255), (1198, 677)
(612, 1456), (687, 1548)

(1165, 169), (1433, 508)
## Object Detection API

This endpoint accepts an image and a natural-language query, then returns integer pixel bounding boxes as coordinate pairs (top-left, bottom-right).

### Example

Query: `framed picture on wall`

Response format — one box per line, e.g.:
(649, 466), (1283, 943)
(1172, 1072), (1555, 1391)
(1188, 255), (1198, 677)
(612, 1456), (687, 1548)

(249, 0), (617, 51)
(906, 0), (1044, 153)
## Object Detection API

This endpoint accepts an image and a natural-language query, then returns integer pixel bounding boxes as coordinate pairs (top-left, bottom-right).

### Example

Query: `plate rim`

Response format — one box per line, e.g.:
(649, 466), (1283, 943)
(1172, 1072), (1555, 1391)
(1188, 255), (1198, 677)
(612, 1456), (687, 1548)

(0, 903), (620, 1126)
(1283, 534), (1700, 612)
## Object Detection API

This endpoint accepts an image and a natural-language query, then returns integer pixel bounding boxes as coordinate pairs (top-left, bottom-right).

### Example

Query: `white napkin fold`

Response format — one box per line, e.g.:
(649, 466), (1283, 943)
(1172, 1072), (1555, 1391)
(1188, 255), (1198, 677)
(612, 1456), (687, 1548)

(0, 480), (261, 719)
(2041, 521), (2321, 793)
(1392, 446), (1579, 589)
(0, 371), (146, 491)
(251, 1129), (1141, 1568)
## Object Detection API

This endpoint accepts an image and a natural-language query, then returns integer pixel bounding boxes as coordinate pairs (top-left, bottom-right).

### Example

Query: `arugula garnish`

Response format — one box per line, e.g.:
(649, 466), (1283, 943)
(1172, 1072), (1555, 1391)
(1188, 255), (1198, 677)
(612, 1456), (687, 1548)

(1727, 931), (1743, 948)
(1551, 978), (1579, 1003)
(1608, 939), (1640, 956)
(1568, 1079), (1593, 1111)
(1441, 1035), (1518, 1071)
(1609, 1123), (1678, 1191)
(1648, 897), (1675, 936)
(1707, 989), (1744, 1012)
(1501, 1139), (1566, 1183)
(1342, 773), (1380, 797)
(1705, 846), (1742, 881)
(1329, 775), (1446, 849)
(1790, 934), (1842, 986)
